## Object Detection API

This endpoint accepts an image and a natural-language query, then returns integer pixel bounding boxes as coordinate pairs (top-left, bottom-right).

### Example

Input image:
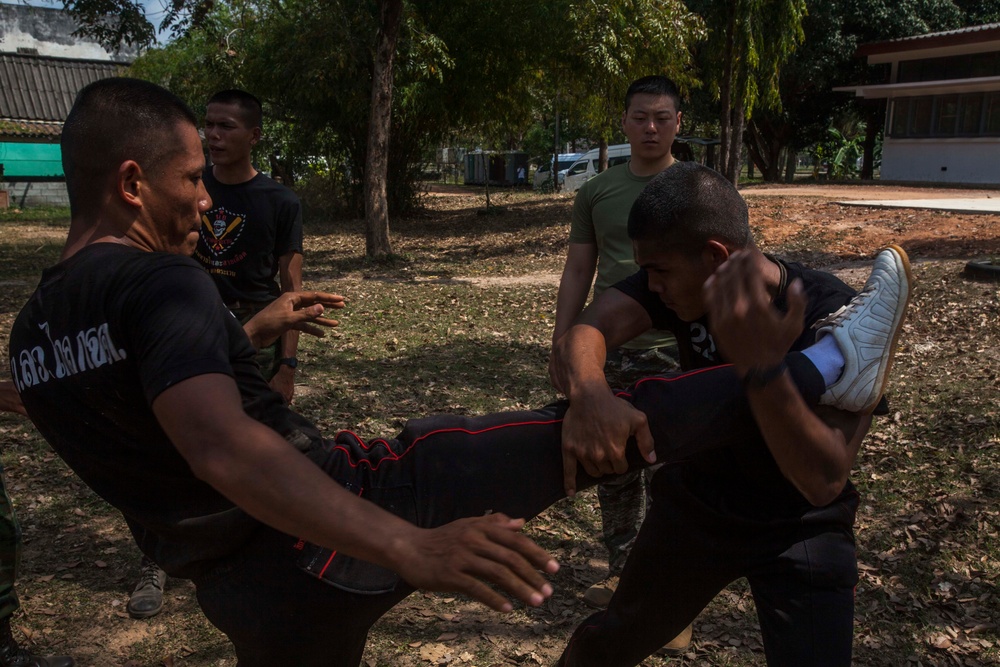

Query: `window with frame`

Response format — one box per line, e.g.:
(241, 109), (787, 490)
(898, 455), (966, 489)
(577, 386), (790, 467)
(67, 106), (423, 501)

(889, 92), (1000, 137)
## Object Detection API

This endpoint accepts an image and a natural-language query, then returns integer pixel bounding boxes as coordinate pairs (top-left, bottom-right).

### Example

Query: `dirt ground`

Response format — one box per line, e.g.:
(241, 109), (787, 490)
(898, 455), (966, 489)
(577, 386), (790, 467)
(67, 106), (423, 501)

(1, 182), (998, 666)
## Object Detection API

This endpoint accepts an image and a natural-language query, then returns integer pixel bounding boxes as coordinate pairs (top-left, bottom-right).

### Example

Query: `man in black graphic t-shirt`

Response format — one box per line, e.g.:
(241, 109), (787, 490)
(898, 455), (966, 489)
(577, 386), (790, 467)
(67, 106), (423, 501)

(193, 89), (304, 405)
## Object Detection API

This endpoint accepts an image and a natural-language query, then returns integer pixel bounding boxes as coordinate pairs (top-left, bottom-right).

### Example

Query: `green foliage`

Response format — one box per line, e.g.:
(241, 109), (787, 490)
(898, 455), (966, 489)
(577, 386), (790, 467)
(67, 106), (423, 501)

(561, 0), (704, 142)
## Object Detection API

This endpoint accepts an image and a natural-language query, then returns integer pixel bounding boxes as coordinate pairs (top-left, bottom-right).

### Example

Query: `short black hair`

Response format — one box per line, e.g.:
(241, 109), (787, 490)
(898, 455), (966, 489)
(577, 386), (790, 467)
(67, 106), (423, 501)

(61, 77), (198, 215)
(207, 89), (263, 129)
(627, 162), (752, 253)
(624, 76), (682, 113)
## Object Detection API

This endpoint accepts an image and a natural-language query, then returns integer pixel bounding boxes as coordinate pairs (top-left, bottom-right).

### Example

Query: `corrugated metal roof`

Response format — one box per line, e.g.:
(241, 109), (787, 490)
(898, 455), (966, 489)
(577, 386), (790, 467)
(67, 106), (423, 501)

(858, 23), (1000, 56)
(0, 53), (124, 123)
(0, 118), (63, 139)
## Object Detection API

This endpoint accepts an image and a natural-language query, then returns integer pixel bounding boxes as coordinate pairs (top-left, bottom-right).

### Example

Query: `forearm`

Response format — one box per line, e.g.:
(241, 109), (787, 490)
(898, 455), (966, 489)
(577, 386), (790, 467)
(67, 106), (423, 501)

(278, 251), (303, 359)
(552, 324), (613, 400)
(745, 372), (865, 506)
(553, 271), (596, 344)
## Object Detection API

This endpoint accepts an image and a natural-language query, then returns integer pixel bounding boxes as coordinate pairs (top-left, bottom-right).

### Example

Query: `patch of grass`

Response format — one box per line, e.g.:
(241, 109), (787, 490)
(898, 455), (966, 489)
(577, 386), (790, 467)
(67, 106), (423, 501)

(0, 206), (71, 224)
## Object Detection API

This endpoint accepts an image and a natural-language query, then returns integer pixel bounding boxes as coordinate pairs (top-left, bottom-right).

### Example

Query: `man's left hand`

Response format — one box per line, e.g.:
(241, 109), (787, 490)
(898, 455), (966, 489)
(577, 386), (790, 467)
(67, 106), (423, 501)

(243, 291), (345, 350)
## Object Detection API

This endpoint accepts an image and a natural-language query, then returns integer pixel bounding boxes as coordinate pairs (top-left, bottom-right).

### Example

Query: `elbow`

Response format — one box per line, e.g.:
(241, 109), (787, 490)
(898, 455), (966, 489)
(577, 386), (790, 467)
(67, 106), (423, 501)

(799, 474), (849, 507)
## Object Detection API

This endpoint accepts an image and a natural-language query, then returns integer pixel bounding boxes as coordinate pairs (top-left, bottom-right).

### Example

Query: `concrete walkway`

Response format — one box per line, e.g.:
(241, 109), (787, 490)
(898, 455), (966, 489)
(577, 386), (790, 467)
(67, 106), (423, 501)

(836, 198), (1000, 214)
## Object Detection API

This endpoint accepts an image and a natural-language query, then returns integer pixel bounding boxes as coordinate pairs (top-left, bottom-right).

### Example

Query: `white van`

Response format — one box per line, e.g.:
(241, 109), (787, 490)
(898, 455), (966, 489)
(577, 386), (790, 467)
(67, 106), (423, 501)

(533, 152), (583, 190)
(562, 143), (631, 193)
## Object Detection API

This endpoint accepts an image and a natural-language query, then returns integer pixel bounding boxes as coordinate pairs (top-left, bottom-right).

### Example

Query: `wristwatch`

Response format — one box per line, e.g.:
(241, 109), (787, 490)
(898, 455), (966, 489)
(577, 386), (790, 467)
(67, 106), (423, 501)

(740, 361), (787, 390)
(279, 357), (299, 369)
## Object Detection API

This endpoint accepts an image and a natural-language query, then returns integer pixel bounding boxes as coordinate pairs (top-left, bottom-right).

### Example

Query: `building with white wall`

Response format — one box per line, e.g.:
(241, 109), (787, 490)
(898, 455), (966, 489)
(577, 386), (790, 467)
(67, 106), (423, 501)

(839, 24), (1000, 185)
(0, 2), (132, 207)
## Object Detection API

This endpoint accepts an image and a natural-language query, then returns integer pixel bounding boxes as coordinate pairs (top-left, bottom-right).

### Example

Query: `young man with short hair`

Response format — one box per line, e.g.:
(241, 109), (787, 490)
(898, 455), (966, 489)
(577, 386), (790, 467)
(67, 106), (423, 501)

(553, 162), (910, 666)
(552, 76), (685, 643)
(195, 88), (304, 405)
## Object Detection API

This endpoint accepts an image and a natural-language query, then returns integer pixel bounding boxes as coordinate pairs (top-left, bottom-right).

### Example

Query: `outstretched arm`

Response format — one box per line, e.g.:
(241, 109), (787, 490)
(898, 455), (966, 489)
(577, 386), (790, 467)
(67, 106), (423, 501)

(153, 374), (557, 612)
(704, 251), (870, 506)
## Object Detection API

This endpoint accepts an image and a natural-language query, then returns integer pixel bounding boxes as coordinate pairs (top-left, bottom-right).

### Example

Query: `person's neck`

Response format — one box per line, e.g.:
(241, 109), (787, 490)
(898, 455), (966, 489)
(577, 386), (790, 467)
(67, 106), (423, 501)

(758, 251), (784, 298)
(628, 153), (675, 178)
(61, 213), (141, 261)
(212, 160), (258, 185)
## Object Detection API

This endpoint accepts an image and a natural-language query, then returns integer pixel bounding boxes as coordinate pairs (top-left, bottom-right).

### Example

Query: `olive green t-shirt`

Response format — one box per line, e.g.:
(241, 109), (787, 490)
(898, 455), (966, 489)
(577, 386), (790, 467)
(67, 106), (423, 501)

(569, 161), (674, 350)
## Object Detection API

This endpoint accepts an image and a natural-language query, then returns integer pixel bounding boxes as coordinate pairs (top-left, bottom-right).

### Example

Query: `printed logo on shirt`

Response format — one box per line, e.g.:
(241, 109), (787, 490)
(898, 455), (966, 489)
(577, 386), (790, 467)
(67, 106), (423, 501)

(10, 321), (127, 392)
(200, 206), (247, 258)
(689, 322), (718, 362)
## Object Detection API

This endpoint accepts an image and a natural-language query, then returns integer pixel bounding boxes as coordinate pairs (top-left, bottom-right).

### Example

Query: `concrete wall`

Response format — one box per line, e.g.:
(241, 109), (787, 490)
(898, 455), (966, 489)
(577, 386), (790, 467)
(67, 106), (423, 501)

(881, 138), (1000, 185)
(0, 4), (134, 62)
(1, 180), (69, 208)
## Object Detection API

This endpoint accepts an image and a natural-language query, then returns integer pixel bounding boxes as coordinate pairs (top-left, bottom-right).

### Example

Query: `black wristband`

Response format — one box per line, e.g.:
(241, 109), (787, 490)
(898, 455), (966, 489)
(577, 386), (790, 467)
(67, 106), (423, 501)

(740, 360), (787, 390)
(279, 357), (298, 369)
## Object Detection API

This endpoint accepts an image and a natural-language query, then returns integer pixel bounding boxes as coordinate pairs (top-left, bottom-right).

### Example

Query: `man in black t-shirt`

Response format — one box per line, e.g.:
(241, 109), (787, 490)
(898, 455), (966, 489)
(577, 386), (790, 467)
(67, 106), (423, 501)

(193, 89), (304, 405)
(551, 162), (908, 667)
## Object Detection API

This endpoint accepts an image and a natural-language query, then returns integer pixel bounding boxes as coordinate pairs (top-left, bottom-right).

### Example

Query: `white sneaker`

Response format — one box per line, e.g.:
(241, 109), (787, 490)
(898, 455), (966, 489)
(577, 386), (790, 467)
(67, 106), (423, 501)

(817, 245), (912, 413)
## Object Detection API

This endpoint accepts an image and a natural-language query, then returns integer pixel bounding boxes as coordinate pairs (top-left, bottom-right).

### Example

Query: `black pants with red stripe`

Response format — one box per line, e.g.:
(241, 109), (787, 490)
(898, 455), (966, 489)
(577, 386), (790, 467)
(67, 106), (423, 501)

(195, 355), (831, 667)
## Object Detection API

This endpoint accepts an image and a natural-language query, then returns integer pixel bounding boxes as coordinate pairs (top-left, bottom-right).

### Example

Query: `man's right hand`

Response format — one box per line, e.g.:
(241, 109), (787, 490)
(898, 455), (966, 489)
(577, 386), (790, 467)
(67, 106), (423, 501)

(560, 389), (655, 496)
(394, 514), (558, 612)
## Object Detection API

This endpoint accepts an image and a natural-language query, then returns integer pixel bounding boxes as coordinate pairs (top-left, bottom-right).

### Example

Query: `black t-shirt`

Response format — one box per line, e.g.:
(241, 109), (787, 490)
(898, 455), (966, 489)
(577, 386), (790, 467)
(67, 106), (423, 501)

(9, 244), (321, 578)
(614, 257), (859, 518)
(193, 170), (303, 305)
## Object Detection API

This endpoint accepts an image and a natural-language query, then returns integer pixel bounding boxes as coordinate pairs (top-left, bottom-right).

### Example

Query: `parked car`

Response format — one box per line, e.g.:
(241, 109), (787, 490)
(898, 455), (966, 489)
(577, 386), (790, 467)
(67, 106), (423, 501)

(562, 144), (631, 193)
(533, 152), (583, 190)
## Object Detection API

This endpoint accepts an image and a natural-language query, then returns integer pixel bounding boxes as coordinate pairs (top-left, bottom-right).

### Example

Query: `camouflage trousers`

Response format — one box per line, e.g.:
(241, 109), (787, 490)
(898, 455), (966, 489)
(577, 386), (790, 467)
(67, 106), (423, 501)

(0, 462), (21, 621)
(231, 304), (282, 382)
(598, 344), (680, 575)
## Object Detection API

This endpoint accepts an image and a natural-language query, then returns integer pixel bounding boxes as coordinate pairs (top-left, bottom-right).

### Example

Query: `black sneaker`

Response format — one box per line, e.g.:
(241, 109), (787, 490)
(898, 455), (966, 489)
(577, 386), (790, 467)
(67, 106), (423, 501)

(127, 555), (167, 619)
(0, 618), (75, 667)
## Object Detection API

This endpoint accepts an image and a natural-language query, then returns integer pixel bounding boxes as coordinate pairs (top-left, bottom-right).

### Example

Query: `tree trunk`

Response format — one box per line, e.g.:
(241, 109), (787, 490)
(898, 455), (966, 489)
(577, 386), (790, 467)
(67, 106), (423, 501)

(784, 147), (797, 183)
(598, 137), (608, 173)
(718, 36), (734, 174)
(364, 0), (403, 260)
(861, 100), (885, 181)
(726, 106), (744, 186)
(718, 6), (736, 180)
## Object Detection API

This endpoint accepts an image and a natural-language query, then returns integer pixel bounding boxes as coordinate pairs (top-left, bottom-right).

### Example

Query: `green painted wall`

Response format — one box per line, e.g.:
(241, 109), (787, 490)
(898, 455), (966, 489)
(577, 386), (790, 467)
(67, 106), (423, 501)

(0, 142), (64, 177)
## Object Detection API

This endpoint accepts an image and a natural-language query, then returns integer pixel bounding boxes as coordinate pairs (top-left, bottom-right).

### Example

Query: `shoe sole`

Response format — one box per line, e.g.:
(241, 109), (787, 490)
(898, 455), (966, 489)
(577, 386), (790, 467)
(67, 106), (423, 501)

(864, 244), (912, 414)
(127, 602), (164, 619)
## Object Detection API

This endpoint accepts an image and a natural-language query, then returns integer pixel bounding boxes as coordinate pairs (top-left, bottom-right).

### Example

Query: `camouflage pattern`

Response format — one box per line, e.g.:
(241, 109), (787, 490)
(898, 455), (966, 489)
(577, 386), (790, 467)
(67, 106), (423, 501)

(231, 306), (283, 382)
(0, 464), (21, 621)
(598, 345), (679, 574)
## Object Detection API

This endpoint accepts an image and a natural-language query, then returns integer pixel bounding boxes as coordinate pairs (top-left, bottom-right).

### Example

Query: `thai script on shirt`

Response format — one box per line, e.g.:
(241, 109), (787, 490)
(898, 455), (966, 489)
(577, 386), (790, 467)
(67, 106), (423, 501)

(10, 321), (127, 391)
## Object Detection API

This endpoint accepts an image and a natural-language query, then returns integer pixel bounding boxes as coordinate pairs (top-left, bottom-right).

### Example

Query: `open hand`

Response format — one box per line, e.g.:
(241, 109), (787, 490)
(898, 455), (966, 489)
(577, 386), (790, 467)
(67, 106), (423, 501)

(396, 514), (558, 612)
(243, 291), (346, 350)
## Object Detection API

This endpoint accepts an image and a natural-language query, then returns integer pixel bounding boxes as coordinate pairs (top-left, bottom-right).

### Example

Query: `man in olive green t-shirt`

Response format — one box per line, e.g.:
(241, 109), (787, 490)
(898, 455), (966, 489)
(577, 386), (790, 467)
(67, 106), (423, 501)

(551, 75), (690, 653)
